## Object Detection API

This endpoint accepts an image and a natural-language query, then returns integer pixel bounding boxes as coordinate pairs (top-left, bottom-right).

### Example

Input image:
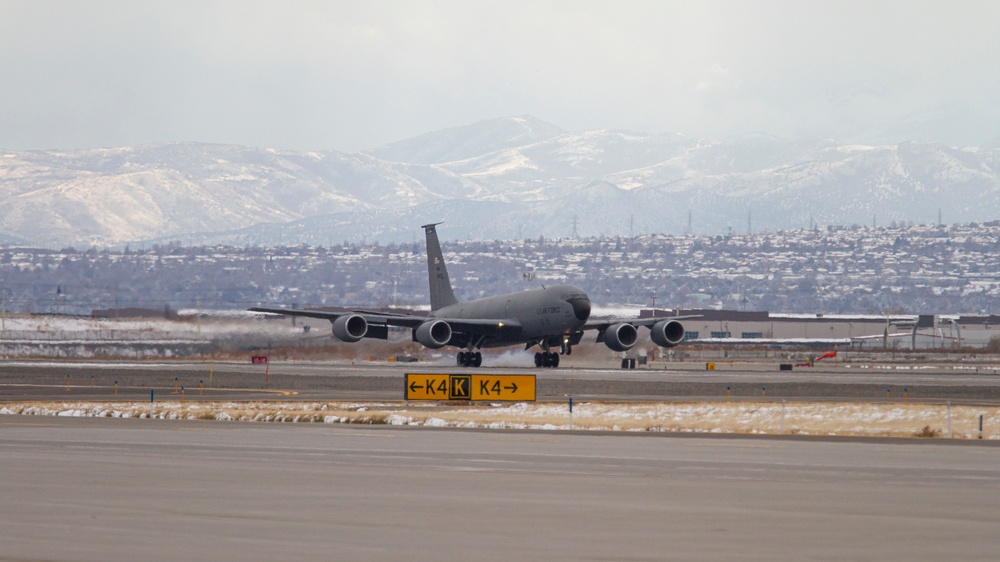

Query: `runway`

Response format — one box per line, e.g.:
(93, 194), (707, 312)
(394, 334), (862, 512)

(1, 415), (997, 561)
(3, 359), (1000, 403)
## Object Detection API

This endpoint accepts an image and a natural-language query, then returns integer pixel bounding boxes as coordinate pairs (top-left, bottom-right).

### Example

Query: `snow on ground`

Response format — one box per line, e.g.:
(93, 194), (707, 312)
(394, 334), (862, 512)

(1, 400), (996, 439)
(2, 311), (299, 338)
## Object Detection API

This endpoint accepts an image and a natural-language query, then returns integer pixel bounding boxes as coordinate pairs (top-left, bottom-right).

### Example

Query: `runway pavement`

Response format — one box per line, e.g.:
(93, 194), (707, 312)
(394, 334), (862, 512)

(1, 415), (998, 561)
(2, 359), (1000, 403)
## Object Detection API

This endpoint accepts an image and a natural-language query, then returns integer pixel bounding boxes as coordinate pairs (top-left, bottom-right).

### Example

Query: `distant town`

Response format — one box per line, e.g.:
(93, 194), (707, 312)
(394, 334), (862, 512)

(2, 221), (1000, 317)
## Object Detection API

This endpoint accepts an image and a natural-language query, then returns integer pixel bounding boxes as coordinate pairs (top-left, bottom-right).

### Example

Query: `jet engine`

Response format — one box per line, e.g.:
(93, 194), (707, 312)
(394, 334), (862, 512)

(414, 320), (452, 349)
(602, 322), (638, 352)
(650, 320), (685, 347)
(332, 314), (368, 342)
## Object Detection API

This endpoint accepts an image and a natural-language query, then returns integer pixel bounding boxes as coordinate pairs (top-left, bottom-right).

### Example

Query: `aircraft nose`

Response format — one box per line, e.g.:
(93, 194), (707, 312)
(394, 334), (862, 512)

(567, 295), (591, 321)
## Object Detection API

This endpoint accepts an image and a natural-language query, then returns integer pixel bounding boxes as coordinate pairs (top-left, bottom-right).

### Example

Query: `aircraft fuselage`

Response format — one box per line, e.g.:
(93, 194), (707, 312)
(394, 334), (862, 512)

(430, 283), (591, 348)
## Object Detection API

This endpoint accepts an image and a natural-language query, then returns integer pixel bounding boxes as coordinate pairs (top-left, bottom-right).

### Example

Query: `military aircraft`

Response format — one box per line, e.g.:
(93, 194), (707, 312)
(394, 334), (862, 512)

(249, 223), (694, 368)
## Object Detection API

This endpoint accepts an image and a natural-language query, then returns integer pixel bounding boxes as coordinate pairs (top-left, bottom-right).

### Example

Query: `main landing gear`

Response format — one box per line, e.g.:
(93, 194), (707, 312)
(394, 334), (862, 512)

(457, 350), (482, 367)
(534, 351), (560, 368)
(533, 338), (572, 368)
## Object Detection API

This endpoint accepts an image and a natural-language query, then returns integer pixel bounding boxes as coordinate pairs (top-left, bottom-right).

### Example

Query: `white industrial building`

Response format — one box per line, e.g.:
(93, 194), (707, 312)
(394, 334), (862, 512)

(641, 309), (1000, 349)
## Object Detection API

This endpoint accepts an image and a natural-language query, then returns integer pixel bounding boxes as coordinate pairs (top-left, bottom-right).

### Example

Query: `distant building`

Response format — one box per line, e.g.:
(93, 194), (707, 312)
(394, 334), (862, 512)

(641, 309), (998, 349)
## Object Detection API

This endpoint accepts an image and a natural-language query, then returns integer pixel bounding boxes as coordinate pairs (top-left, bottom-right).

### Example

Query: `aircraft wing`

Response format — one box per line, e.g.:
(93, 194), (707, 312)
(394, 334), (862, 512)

(248, 307), (522, 334)
(248, 306), (426, 328)
(584, 314), (702, 331)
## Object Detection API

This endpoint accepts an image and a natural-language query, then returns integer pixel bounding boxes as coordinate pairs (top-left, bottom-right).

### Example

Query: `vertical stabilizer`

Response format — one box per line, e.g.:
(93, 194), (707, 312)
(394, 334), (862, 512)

(422, 223), (459, 311)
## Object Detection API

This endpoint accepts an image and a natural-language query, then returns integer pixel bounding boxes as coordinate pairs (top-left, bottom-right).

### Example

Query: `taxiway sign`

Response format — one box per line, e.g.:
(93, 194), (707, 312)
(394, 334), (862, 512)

(406, 374), (536, 401)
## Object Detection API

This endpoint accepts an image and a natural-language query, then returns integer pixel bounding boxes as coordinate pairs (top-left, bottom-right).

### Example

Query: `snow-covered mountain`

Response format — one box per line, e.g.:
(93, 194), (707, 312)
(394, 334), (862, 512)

(367, 115), (565, 165)
(2, 116), (999, 247)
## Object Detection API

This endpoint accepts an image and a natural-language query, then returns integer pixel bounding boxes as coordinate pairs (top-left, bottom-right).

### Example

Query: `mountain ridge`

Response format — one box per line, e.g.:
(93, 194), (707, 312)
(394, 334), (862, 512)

(2, 116), (998, 246)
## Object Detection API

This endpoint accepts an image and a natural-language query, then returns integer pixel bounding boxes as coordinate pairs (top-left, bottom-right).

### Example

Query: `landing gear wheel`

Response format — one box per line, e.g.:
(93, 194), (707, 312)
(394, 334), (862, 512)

(458, 351), (482, 367)
(535, 351), (561, 368)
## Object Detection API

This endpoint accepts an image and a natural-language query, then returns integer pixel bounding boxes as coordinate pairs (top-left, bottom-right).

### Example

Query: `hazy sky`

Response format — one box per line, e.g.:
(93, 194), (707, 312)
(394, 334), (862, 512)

(2, 0), (998, 151)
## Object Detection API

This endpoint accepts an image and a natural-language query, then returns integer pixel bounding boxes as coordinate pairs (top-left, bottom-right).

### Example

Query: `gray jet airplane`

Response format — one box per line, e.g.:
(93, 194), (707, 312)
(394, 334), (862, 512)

(249, 223), (693, 368)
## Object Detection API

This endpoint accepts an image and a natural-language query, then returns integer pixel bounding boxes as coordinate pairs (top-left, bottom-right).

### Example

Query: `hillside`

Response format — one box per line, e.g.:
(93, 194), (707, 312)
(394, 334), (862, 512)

(2, 117), (998, 246)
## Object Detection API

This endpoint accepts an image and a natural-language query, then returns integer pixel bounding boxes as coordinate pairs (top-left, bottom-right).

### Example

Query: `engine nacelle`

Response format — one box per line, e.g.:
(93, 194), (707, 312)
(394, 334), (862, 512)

(603, 322), (638, 352)
(332, 314), (368, 342)
(414, 320), (452, 349)
(650, 320), (685, 347)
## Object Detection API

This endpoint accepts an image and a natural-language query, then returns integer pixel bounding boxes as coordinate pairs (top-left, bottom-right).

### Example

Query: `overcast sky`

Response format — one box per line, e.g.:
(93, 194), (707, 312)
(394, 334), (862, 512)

(2, 0), (998, 152)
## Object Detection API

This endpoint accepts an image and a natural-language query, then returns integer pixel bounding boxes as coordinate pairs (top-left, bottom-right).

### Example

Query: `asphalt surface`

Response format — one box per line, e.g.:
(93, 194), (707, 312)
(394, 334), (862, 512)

(3, 359), (1000, 403)
(1, 415), (998, 561)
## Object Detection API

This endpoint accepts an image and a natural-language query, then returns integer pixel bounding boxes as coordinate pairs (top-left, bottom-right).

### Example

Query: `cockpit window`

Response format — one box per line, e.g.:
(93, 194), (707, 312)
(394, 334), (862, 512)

(565, 294), (591, 321)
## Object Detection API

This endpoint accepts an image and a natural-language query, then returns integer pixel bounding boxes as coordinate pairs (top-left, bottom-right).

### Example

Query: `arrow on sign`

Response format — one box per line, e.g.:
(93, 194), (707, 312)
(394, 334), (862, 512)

(478, 379), (520, 395)
(408, 378), (447, 395)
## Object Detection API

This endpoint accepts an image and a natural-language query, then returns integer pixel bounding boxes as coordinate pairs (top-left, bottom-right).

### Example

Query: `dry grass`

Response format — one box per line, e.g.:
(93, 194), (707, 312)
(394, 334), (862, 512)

(914, 425), (942, 438)
(2, 400), (997, 439)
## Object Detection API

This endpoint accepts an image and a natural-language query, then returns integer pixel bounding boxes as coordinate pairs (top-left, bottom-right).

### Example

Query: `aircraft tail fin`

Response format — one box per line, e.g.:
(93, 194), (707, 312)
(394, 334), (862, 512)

(422, 223), (459, 311)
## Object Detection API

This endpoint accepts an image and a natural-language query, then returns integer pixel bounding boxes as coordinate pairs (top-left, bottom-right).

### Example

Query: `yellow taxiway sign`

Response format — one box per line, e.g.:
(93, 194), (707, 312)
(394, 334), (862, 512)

(406, 374), (536, 401)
